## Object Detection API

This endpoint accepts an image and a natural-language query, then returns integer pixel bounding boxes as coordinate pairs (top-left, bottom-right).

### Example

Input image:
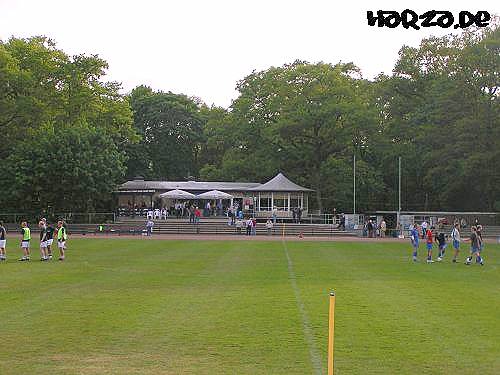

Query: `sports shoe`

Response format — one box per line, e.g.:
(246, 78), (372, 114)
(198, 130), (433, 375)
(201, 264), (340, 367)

(452, 259), (457, 263)
(437, 257), (443, 262)
(412, 257), (418, 262)
(58, 257), (65, 261)
(18, 257), (29, 261)
(426, 259), (434, 263)
(49, 255), (53, 260)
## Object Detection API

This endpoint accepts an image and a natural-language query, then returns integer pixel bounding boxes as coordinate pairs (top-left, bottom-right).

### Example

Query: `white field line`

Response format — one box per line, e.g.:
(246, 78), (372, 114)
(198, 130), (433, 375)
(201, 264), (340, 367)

(282, 239), (324, 375)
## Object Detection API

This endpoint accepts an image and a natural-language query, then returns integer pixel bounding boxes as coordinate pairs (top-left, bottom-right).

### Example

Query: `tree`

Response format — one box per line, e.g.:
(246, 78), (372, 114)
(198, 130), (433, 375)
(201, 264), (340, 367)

(375, 23), (499, 211)
(216, 61), (383, 211)
(126, 86), (204, 180)
(2, 126), (126, 212)
(0, 36), (136, 212)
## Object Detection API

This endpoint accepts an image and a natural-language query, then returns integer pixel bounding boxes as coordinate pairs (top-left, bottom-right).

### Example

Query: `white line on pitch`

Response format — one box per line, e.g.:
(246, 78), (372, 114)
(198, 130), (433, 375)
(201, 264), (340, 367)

(282, 239), (324, 375)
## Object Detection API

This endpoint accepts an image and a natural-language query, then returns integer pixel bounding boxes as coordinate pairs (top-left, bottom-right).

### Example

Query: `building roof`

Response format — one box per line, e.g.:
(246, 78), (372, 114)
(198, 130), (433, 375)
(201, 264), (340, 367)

(118, 179), (261, 192)
(250, 173), (312, 192)
(117, 173), (312, 193)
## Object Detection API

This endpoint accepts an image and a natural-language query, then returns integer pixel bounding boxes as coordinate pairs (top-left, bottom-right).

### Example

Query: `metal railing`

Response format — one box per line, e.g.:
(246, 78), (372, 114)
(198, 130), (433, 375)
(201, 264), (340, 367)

(0, 212), (116, 224)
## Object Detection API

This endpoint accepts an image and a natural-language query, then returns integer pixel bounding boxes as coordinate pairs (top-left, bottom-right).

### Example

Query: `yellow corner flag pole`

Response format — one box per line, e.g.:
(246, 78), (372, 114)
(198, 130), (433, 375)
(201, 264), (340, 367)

(328, 291), (336, 375)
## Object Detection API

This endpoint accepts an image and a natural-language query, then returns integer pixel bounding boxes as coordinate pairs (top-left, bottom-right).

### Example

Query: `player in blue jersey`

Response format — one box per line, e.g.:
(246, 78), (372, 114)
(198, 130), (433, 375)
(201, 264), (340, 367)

(450, 223), (461, 263)
(410, 224), (419, 262)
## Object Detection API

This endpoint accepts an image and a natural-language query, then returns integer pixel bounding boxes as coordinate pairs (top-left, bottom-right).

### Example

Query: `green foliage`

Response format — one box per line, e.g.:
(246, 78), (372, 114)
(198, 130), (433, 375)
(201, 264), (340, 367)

(0, 36), (135, 212)
(126, 86), (203, 180)
(2, 126), (125, 212)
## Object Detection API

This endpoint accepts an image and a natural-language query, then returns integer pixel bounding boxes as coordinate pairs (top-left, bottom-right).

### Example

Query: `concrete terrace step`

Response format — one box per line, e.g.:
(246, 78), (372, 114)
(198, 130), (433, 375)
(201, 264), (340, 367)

(66, 221), (357, 237)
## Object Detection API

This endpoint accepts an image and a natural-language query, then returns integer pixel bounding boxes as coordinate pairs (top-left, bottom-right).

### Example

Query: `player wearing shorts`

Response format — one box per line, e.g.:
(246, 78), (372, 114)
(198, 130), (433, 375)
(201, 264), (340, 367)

(465, 226), (483, 266)
(39, 220), (48, 261)
(435, 231), (447, 262)
(450, 223), (461, 263)
(410, 224), (419, 262)
(45, 222), (54, 259)
(56, 221), (67, 261)
(0, 221), (6, 261)
(476, 225), (484, 253)
(19, 221), (31, 261)
(425, 227), (434, 263)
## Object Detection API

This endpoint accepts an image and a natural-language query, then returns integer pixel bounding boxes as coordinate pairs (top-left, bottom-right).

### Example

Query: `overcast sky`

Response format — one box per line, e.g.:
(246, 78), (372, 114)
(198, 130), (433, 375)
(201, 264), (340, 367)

(1, 0), (498, 107)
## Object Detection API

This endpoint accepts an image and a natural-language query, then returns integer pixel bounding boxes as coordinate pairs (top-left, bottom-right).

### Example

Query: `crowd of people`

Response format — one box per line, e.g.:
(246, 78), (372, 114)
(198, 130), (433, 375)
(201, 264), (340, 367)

(0, 218), (68, 262)
(409, 221), (485, 265)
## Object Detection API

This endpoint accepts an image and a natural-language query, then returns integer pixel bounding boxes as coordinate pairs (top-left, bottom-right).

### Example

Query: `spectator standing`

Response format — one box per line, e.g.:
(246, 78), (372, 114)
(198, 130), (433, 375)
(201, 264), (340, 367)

(246, 218), (253, 236)
(297, 207), (302, 223)
(421, 220), (428, 239)
(340, 215), (346, 230)
(367, 220), (374, 238)
(236, 219), (243, 234)
(251, 218), (257, 235)
(194, 207), (201, 224)
(272, 207), (277, 224)
(266, 219), (273, 235)
(380, 219), (387, 238)
(146, 219), (154, 236)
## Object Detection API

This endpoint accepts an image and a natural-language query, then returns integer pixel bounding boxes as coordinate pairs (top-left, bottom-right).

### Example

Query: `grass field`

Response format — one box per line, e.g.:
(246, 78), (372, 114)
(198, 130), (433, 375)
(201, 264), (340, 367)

(0, 238), (499, 374)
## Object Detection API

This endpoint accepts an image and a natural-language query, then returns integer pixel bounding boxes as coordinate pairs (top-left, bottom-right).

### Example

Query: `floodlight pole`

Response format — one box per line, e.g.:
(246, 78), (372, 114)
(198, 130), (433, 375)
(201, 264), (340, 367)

(328, 291), (336, 375)
(397, 156), (401, 233)
(353, 155), (356, 215)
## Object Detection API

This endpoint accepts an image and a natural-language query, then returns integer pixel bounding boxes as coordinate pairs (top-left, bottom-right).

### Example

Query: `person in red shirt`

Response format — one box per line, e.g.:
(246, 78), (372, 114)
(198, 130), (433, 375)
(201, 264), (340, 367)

(425, 227), (434, 263)
(194, 207), (201, 224)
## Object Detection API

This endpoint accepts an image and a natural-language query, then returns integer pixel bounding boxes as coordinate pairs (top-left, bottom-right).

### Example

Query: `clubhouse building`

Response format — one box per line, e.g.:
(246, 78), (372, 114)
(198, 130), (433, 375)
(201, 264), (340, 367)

(116, 173), (312, 218)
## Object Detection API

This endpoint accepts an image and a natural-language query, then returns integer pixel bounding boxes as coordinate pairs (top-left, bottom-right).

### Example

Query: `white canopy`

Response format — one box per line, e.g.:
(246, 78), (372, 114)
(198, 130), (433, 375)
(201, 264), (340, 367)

(196, 190), (233, 200)
(159, 189), (196, 199)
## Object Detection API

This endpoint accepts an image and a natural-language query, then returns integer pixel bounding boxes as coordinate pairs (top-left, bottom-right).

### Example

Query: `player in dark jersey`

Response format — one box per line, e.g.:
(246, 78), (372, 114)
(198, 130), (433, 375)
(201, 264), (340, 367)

(39, 220), (48, 261)
(435, 231), (447, 262)
(45, 221), (54, 259)
(0, 221), (6, 261)
(465, 226), (483, 266)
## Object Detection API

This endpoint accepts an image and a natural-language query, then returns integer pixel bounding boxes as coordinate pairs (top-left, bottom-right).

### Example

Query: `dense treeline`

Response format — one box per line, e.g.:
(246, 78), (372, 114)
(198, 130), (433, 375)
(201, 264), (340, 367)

(0, 24), (498, 214)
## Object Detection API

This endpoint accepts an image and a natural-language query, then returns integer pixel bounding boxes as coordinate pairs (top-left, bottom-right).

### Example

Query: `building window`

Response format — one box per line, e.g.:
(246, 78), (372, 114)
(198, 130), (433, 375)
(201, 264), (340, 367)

(274, 196), (288, 211)
(259, 197), (271, 211)
(290, 195), (301, 209)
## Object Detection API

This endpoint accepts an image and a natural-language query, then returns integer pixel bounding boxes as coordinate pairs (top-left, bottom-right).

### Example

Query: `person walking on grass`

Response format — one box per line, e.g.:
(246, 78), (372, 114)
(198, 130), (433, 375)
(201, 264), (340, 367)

(56, 221), (67, 261)
(19, 221), (31, 261)
(450, 223), (461, 263)
(410, 223), (419, 262)
(0, 221), (7, 261)
(464, 226), (484, 266)
(38, 220), (49, 261)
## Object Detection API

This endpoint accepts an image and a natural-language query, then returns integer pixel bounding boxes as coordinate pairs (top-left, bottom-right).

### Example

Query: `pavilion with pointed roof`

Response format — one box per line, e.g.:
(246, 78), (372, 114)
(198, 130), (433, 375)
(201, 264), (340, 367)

(116, 172), (312, 218)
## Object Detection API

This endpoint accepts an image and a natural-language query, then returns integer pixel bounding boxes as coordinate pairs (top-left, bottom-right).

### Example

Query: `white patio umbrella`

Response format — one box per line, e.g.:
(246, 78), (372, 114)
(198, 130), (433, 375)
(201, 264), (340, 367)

(196, 190), (233, 200)
(159, 189), (196, 199)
